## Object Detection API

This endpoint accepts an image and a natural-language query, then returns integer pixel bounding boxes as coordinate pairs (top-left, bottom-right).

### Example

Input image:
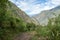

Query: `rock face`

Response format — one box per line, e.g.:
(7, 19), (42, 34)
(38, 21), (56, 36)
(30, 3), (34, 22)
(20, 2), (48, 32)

(32, 6), (60, 25)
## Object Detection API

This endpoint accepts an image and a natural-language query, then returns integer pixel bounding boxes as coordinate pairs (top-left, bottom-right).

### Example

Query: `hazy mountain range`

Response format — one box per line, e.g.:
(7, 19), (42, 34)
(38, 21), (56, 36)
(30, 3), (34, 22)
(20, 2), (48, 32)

(32, 6), (60, 25)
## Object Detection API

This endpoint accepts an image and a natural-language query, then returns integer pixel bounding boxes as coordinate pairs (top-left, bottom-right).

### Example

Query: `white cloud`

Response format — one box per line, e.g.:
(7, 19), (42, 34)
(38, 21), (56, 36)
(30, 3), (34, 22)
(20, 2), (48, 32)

(19, 1), (30, 11)
(24, 0), (36, 3)
(9, 0), (60, 16)
(28, 4), (42, 15)
(51, 0), (60, 5)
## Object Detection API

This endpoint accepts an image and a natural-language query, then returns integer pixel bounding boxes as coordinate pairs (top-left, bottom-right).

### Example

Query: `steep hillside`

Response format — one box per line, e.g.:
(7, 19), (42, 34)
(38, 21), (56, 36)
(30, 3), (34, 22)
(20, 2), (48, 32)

(0, 1), (37, 40)
(7, 1), (33, 23)
(32, 5), (60, 25)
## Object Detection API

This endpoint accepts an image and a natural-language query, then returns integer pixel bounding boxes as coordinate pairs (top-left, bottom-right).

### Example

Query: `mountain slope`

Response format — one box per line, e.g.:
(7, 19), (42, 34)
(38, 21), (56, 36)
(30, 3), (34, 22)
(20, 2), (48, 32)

(32, 5), (60, 25)
(7, 1), (33, 23)
(0, 1), (38, 40)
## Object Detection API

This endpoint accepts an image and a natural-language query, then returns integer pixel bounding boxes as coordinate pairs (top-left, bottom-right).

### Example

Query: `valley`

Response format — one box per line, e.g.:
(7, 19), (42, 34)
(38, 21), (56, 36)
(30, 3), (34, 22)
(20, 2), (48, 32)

(0, 0), (60, 40)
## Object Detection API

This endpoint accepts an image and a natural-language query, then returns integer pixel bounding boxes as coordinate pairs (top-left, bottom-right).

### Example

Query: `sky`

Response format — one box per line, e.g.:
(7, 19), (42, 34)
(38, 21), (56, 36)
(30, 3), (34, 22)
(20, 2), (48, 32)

(9, 0), (60, 16)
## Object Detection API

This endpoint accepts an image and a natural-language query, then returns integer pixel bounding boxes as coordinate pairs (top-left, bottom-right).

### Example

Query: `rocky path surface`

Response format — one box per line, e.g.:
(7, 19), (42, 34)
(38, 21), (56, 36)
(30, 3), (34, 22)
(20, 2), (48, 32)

(13, 31), (36, 40)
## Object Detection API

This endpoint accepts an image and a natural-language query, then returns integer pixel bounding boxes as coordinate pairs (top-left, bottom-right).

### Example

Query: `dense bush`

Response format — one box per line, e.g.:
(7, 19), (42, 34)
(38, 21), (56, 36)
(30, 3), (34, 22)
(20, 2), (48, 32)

(31, 15), (60, 40)
(48, 15), (60, 40)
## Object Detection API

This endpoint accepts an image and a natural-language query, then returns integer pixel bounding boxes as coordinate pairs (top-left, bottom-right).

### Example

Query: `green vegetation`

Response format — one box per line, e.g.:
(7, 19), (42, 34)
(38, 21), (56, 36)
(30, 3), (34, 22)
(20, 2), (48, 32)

(0, 0), (60, 40)
(30, 15), (60, 40)
(0, 0), (36, 40)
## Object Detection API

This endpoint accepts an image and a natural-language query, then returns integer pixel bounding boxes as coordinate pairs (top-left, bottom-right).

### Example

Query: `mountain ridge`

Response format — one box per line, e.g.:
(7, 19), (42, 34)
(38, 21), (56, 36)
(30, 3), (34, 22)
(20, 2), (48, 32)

(8, 1), (33, 23)
(32, 5), (60, 25)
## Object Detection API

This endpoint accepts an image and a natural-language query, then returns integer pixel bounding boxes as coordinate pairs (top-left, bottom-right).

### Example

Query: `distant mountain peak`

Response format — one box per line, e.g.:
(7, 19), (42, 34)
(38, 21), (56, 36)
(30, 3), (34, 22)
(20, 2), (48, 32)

(50, 5), (60, 11)
(55, 5), (60, 8)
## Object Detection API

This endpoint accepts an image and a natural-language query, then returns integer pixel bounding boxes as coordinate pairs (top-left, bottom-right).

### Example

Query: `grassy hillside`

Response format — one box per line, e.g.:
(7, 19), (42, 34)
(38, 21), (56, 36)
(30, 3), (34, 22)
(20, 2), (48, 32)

(30, 15), (60, 40)
(0, 0), (36, 40)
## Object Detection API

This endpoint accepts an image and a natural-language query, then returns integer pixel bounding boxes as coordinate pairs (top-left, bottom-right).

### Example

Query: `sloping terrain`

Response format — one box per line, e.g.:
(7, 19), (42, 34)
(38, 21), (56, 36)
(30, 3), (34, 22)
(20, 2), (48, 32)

(32, 6), (60, 25)
(0, 1), (37, 40)
(7, 1), (33, 23)
(13, 31), (36, 40)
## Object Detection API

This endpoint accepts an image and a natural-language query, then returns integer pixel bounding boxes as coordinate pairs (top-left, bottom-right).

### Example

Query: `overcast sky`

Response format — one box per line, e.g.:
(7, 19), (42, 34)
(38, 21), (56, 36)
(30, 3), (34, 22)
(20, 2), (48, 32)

(9, 0), (60, 16)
